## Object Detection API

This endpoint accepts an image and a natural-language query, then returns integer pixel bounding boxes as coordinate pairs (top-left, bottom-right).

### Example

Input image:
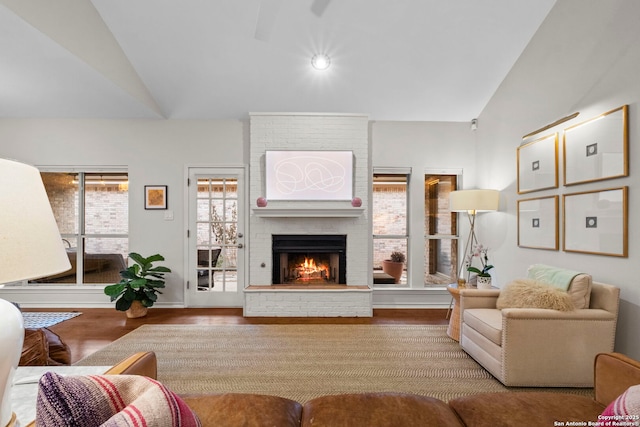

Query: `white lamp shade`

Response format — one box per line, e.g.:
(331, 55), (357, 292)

(0, 158), (70, 283)
(0, 299), (24, 427)
(0, 159), (71, 426)
(449, 189), (499, 212)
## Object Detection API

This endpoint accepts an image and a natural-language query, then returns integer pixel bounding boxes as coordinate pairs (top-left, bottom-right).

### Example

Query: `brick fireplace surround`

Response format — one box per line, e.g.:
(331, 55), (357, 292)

(245, 113), (373, 317)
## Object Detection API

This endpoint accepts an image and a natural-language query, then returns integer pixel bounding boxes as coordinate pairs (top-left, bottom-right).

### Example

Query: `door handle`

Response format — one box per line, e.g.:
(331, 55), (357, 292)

(237, 243), (244, 249)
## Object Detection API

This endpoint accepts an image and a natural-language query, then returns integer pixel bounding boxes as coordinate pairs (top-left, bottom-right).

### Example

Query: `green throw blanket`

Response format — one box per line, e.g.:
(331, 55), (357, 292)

(527, 264), (581, 291)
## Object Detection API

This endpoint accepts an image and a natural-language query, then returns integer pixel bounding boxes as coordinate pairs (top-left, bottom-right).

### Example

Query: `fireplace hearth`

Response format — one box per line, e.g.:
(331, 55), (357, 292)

(272, 235), (346, 285)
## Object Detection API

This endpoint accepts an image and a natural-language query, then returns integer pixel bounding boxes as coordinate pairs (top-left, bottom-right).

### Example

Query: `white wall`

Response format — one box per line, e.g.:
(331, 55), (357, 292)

(475, 0), (640, 358)
(0, 119), (245, 306)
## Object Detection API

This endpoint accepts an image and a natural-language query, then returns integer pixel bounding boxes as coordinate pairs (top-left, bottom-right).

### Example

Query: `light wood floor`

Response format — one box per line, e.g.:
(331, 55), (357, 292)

(23, 308), (449, 363)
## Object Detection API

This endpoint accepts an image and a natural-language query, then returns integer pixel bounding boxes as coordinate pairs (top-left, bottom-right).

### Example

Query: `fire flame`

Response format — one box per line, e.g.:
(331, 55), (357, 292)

(297, 257), (329, 280)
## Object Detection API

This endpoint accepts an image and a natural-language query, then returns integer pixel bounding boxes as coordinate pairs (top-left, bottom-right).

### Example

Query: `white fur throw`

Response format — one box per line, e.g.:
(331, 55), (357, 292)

(497, 279), (575, 311)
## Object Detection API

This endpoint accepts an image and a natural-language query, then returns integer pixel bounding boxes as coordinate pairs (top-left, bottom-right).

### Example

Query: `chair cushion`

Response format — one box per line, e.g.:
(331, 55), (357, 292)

(450, 391), (604, 427)
(527, 264), (592, 309)
(301, 393), (465, 427)
(36, 372), (201, 427)
(181, 393), (302, 427)
(567, 273), (592, 309)
(497, 279), (574, 311)
(463, 309), (503, 346)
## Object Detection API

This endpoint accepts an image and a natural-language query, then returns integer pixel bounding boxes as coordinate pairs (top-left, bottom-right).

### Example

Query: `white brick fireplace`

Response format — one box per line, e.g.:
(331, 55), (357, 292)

(244, 113), (372, 317)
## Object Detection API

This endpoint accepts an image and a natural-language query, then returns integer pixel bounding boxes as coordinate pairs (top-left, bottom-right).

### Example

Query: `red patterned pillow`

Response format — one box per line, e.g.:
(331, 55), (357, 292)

(36, 372), (201, 427)
(601, 384), (640, 418)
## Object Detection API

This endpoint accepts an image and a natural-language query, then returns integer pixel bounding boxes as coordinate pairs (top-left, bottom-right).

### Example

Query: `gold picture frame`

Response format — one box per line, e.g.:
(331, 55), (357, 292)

(563, 105), (628, 186)
(563, 187), (628, 257)
(517, 195), (559, 250)
(517, 133), (558, 194)
(145, 185), (168, 210)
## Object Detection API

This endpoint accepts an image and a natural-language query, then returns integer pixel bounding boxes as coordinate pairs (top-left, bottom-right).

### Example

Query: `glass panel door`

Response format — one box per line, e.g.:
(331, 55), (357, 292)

(187, 168), (245, 307)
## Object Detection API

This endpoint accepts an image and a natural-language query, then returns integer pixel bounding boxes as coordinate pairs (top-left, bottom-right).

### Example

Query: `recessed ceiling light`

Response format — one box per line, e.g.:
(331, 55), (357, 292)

(311, 54), (331, 70)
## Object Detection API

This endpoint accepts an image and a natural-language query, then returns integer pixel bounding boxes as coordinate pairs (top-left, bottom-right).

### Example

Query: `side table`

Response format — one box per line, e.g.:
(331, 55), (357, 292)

(446, 283), (464, 341)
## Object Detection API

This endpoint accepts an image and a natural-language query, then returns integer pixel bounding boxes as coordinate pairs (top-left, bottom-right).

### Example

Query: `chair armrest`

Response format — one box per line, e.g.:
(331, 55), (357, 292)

(594, 352), (640, 407)
(499, 308), (618, 386)
(459, 289), (500, 310)
(104, 351), (157, 379)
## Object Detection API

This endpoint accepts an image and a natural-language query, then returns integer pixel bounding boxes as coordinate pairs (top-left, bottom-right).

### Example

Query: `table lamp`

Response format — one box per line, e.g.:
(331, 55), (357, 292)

(0, 158), (71, 427)
(449, 189), (499, 282)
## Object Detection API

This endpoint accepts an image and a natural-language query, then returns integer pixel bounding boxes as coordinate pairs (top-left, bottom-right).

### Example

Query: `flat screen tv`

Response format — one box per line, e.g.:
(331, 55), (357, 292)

(265, 150), (353, 201)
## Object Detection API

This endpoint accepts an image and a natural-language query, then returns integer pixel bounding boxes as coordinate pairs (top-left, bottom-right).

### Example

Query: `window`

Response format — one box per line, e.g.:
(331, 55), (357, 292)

(29, 171), (129, 285)
(373, 172), (409, 287)
(424, 174), (458, 286)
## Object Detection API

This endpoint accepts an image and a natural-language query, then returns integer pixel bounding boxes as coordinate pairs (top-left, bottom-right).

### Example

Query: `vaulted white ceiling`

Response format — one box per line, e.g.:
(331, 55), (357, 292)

(0, 0), (556, 121)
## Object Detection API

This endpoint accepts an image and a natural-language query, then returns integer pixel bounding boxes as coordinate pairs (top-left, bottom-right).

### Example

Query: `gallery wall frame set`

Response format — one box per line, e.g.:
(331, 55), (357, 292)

(517, 105), (629, 257)
(144, 185), (168, 210)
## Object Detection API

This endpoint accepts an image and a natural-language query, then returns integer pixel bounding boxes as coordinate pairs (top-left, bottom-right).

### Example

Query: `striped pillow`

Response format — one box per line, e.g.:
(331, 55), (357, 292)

(36, 372), (201, 427)
(601, 385), (640, 419)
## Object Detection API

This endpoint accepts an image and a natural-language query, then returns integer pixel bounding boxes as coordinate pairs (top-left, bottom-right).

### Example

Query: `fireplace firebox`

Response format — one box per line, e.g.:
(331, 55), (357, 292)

(272, 235), (346, 285)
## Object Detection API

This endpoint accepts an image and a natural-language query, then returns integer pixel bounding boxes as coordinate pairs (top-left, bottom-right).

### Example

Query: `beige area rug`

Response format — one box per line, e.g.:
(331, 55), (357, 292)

(75, 324), (593, 403)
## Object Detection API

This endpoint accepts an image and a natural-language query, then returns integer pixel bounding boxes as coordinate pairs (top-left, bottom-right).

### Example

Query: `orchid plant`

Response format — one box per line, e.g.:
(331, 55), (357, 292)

(466, 244), (494, 277)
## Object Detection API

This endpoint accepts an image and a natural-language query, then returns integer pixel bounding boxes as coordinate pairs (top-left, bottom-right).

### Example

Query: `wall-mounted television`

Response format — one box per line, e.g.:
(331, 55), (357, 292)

(265, 150), (353, 201)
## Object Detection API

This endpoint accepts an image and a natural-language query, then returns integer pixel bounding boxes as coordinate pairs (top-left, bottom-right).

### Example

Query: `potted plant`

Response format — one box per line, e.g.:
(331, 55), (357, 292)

(466, 245), (493, 289)
(104, 253), (171, 318)
(382, 251), (406, 284)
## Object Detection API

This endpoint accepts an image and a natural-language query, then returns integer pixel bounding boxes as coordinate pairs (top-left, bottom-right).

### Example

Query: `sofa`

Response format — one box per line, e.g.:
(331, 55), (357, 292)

(29, 351), (640, 426)
(458, 269), (620, 387)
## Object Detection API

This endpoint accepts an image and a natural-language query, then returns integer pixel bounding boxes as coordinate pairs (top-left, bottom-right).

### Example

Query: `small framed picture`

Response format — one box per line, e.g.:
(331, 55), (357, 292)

(517, 133), (558, 194)
(563, 187), (628, 257)
(145, 185), (168, 210)
(517, 195), (559, 250)
(563, 105), (628, 186)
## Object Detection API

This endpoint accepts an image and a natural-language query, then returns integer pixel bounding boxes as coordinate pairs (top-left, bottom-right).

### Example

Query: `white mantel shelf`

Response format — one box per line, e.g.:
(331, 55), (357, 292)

(252, 207), (365, 218)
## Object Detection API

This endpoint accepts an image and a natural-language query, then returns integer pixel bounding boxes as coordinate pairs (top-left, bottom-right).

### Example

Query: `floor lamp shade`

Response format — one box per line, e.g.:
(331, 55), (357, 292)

(0, 158), (71, 284)
(449, 189), (499, 213)
(0, 158), (71, 427)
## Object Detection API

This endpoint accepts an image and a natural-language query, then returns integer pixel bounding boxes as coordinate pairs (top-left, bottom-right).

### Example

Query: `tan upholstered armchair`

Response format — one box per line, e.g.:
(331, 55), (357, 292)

(458, 279), (620, 387)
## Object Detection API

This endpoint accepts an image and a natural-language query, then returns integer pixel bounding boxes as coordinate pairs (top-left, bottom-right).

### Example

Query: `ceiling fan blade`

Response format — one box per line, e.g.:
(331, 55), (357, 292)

(310, 0), (331, 17)
(254, 0), (283, 41)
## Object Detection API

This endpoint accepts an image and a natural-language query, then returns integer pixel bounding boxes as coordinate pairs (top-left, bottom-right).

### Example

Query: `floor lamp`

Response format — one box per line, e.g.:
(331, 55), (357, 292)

(449, 189), (499, 283)
(0, 159), (71, 427)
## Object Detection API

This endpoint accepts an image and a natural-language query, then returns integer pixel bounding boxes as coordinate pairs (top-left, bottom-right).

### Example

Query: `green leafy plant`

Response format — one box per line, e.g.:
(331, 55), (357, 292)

(389, 251), (406, 263)
(104, 253), (171, 311)
(466, 244), (493, 277)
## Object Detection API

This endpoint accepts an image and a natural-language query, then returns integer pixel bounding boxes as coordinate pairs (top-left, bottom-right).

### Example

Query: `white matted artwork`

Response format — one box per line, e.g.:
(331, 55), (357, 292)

(517, 195), (558, 250)
(563, 187), (628, 257)
(517, 133), (558, 194)
(265, 150), (353, 200)
(563, 105), (628, 186)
